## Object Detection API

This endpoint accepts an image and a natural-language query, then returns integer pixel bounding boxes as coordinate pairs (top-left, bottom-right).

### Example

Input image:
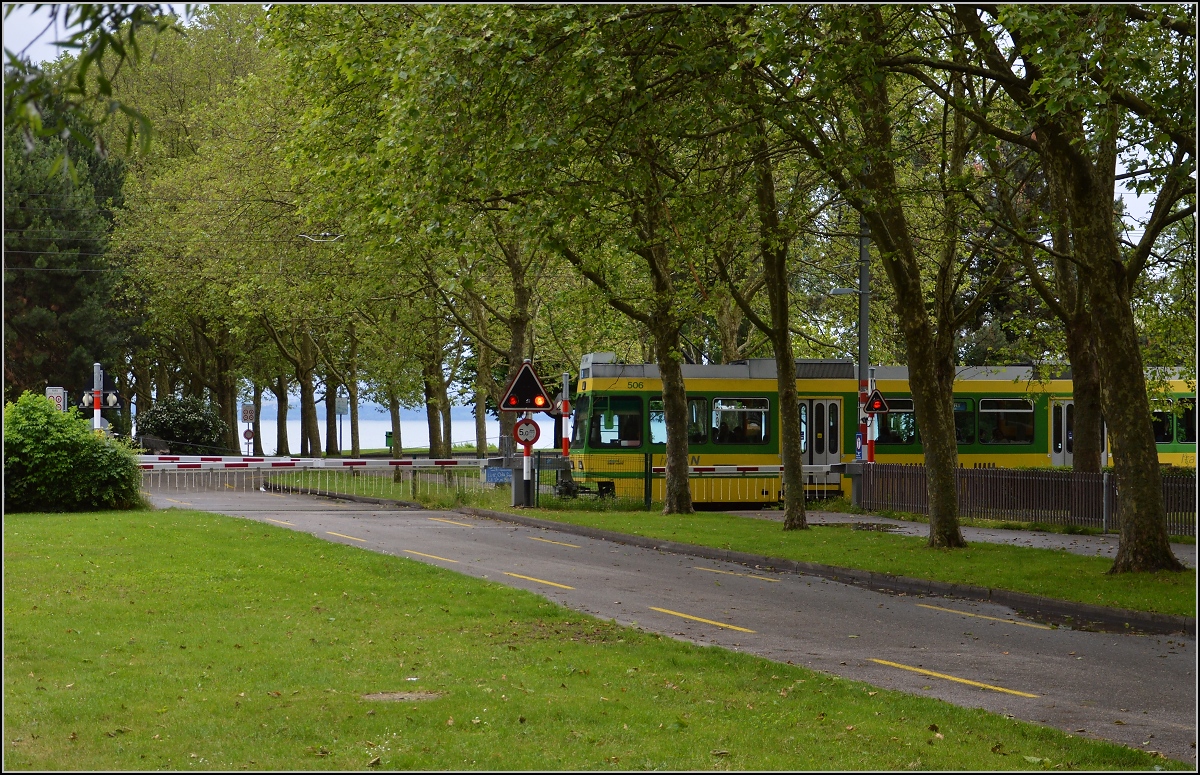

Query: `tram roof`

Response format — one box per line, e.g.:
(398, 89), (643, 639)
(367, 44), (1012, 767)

(578, 354), (1191, 385)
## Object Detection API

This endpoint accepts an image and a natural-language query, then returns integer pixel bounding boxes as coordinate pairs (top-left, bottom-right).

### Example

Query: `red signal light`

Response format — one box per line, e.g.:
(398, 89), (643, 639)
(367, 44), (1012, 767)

(534, 395), (546, 407)
(507, 396), (518, 406)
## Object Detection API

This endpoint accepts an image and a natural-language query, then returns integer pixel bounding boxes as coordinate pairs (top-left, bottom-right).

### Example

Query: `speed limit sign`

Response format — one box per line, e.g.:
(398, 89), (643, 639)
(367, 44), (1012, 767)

(513, 417), (540, 446)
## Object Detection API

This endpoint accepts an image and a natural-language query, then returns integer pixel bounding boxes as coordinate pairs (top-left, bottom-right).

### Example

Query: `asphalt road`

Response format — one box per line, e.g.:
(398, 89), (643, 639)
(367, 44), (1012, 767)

(147, 486), (1197, 763)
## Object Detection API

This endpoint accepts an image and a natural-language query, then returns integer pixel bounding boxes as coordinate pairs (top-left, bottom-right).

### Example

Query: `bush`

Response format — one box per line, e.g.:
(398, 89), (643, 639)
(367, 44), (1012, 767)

(4, 392), (144, 512)
(135, 396), (230, 454)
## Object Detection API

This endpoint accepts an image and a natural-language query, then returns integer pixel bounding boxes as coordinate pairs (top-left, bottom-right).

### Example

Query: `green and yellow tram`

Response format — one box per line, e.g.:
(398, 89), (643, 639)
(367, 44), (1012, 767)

(567, 353), (1196, 505)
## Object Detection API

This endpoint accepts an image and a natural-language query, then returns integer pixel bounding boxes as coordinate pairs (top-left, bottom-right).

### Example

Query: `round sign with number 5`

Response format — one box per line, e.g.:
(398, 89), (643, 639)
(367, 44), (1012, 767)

(514, 418), (540, 446)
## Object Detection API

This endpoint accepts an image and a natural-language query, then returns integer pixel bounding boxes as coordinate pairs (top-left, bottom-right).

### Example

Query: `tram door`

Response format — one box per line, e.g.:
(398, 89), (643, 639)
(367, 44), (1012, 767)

(1051, 401), (1073, 467)
(801, 399), (843, 490)
(1051, 401), (1109, 467)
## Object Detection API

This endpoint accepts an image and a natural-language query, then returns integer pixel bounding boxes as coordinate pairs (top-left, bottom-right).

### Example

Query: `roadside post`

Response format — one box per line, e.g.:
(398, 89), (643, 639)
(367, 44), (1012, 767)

(561, 372), (571, 458)
(865, 380), (888, 465)
(498, 359), (554, 507)
(92, 363), (103, 431)
(241, 403), (256, 455)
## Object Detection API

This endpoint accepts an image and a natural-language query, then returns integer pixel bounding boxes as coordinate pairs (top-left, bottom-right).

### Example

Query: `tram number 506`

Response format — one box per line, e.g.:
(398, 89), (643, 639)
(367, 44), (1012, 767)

(627, 381), (643, 389)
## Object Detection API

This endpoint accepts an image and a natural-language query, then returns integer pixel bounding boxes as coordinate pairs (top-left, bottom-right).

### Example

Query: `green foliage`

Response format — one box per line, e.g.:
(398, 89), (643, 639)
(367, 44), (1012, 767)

(3, 113), (127, 404)
(3, 391), (143, 512)
(134, 395), (230, 454)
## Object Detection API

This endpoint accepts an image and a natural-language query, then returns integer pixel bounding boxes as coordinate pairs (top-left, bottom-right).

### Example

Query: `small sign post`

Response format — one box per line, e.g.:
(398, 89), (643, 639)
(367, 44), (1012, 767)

(514, 417), (541, 506)
(241, 403), (255, 455)
(45, 387), (67, 412)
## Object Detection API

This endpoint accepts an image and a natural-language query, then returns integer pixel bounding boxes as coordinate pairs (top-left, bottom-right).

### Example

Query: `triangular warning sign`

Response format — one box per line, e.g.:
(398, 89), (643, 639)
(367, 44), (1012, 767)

(865, 390), (889, 413)
(500, 361), (554, 412)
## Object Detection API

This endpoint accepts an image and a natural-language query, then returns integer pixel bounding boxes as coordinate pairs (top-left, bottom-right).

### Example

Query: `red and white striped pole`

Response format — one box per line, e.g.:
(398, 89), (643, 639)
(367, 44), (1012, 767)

(92, 362), (102, 432)
(561, 372), (571, 458)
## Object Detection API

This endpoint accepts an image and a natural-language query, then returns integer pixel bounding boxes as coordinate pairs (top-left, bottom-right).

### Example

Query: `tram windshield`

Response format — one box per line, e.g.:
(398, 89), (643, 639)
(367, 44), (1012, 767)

(569, 395), (590, 449)
(588, 396), (643, 448)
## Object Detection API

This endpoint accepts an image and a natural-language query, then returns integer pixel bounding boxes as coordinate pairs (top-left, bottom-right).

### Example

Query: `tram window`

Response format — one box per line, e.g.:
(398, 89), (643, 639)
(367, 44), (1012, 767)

(588, 396), (642, 449)
(649, 400), (666, 444)
(1152, 403), (1174, 444)
(647, 398), (707, 445)
(829, 406), (839, 454)
(814, 403), (825, 454)
(1066, 404), (1074, 454)
(876, 398), (917, 445)
(712, 397), (769, 445)
(1178, 399), (1196, 444)
(978, 398), (1034, 444)
(688, 398), (707, 444)
(1052, 404), (1063, 454)
(570, 396), (590, 450)
(954, 399), (975, 445)
(799, 403), (808, 453)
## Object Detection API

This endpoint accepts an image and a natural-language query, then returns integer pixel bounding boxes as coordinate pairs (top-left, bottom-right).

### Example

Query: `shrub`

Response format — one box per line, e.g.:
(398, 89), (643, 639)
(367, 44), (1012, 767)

(135, 395), (230, 454)
(4, 392), (144, 512)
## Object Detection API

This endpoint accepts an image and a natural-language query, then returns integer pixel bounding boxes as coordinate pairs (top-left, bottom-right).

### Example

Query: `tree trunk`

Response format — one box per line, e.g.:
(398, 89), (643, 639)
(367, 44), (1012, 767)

(475, 342), (491, 455)
(423, 372), (443, 458)
(1038, 118), (1182, 573)
(1063, 312), (1104, 472)
(347, 325), (360, 457)
(388, 392), (403, 456)
(251, 382), (264, 456)
(440, 385), (453, 454)
(750, 113), (807, 530)
(652, 314), (694, 514)
(324, 379), (340, 456)
(852, 17), (965, 547)
(271, 374), (290, 457)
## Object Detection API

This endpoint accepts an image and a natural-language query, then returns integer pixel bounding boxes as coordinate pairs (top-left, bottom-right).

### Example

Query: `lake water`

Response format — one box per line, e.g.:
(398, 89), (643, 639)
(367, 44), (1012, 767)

(244, 417), (559, 456)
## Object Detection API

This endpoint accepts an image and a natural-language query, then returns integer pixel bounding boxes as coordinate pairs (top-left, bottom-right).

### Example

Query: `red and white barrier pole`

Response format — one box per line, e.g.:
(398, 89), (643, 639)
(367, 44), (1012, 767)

(92, 362), (102, 432)
(561, 371), (571, 458)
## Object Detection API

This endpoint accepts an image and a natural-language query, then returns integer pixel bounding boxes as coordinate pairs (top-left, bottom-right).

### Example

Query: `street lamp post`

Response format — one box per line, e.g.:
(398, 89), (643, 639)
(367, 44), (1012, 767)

(830, 211), (871, 461)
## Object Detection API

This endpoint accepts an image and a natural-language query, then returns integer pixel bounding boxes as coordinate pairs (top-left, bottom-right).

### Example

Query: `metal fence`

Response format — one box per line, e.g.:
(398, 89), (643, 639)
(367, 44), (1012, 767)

(139, 456), (494, 503)
(860, 463), (1197, 536)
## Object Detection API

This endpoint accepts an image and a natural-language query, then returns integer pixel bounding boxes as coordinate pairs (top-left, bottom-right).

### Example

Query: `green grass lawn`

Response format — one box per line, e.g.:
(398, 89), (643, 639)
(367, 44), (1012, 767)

(4, 510), (1182, 770)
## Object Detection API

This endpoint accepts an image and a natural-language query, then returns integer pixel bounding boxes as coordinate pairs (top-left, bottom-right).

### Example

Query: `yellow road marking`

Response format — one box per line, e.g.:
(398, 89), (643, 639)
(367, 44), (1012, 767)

(428, 517), (473, 528)
(916, 603), (1053, 630)
(326, 531), (366, 543)
(224, 483), (235, 490)
(163, 498), (191, 505)
(692, 566), (780, 582)
(649, 606), (756, 633)
(869, 658), (1038, 698)
(265, 518), (294, 526)
(404, 550), (458, 563)
(503, 572), (575, 590)
(265, 492), (285, 498)
(529, 537), (581, 548)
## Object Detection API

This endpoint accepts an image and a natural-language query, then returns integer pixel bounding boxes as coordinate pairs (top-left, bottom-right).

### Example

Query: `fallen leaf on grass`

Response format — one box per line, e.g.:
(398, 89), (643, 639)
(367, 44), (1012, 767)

(104, 727), (132, 737)
(710, 750), (730, 757)
(927, 724), (939, 733)
(267, 691), (281, 697)
(934, 733), (944, 740)
(1023, 756), (1048, 764)
(845, 725), (855, 731)
(991, 743), (1006, 755)
(368, 756), (381, 767)
(867, 691), (877, 696)
(68, 733), (77, 741)
(446, 717), (454, 726)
